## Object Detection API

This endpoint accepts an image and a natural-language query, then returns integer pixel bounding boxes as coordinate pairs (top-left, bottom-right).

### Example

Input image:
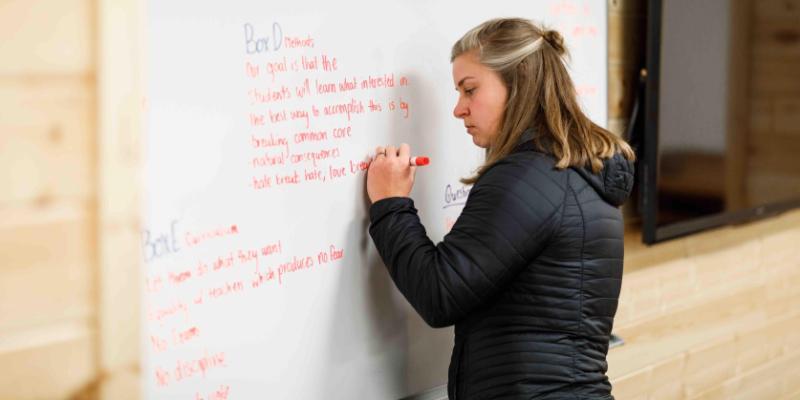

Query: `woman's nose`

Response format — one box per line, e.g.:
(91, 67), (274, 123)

(453, 99), (468, 119)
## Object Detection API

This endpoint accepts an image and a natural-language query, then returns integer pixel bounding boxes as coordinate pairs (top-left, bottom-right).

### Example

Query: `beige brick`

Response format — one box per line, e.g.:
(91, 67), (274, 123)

(610, 368), (651, 400)
(647, 355), (686, 400)
(683, 336), (738, 398)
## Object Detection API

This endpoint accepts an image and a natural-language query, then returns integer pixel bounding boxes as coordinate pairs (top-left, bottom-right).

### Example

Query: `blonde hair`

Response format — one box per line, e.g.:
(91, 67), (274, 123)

(452, 18), (635, 184)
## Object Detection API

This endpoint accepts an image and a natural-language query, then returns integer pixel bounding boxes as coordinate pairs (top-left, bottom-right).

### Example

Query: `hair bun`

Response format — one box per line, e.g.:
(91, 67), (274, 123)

(543, 30), (566, 55)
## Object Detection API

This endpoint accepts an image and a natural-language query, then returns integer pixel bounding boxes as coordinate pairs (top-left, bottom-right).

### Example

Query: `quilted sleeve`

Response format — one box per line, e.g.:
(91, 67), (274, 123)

(369, 155), (565, 327)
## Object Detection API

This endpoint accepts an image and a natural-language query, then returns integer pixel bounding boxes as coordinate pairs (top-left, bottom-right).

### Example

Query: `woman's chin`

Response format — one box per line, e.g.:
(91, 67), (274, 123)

(472, 138), (489, 149)
(472, 136), (490, 149)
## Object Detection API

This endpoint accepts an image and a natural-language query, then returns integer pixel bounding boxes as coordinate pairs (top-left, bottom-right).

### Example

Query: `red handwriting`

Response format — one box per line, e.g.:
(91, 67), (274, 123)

(445, 216), (457, 233)
(249, 113), (265, 126)
(175, 326), (200, 345)
(265, 57), (288, 82)
(261, 240), (283, 257)
(251, 133), (290, 154)
(147, 242), (344, 384)
(155, 367), (170, 387)
(245, 61), (259, 78)
(252, 174), (273, 189)
(252, 169), (297, 186)
(575, 84), (599, 98)
(329, 244), (344, 261)
(249, 85), (292, 104)
(251, 265), (277, 288)
(549, 1), (593, 16)
(184, 224), (239, 247)
(349, 158), (369, 174)
(275, 170), (300, 186)
(276, 255), (315, 284)
(149, 325), (201, 353)
(290, 147), (341, 167)
(251, 71), (409, 104)
(196, 385), (231, 400)
(294, 129), (328, 143)
(148, 300), (190, 324)
(146, 240), (281, 296)
(243, 48), (414, 192)
(154, 350), (227, 387)
(150, 334), (168, 353)
(252, 151), (286, 168)
(252, 156), (376, 190)
(329, 165), (347, 180)
(266, 107), (311, 127)
(208, 280), (245, 299)
(253, 244), (346, 286)
(570, 24), (599, 38)
(284, 34), (315, 48)
(321, 98), (365, 121)
(255, 98), (404, 129)
(146, 275), (164, 293)
(213, 252), (237, 271)
(168, 268), (192, 285)
(175, 351), (226, 381)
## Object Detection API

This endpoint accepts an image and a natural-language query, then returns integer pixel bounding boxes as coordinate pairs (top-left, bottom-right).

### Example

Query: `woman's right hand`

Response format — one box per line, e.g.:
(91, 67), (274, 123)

(366, 143), (417, 203)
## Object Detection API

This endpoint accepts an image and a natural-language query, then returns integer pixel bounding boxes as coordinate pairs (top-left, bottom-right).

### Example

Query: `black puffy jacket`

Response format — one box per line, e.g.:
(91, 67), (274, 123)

(369, 139), (634, 399)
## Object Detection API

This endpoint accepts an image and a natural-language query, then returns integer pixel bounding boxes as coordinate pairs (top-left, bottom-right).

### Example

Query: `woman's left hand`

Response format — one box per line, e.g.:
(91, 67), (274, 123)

(366, 143), (417, 203)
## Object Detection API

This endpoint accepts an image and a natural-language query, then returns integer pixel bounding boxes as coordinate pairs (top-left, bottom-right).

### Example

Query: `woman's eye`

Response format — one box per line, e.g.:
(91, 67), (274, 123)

(465, 88), (475, 95)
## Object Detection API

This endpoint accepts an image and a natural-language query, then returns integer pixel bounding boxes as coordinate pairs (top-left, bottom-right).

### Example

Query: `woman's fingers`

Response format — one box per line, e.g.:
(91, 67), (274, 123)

(385, 145), (398, 159)
(398, 143), (411, 160)
(374, 143), (412, 163)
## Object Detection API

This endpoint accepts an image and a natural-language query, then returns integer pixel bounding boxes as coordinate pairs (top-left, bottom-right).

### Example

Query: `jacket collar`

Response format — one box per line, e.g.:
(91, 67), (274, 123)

(511, 127), (634, 207)
(512, 127), (537, 153)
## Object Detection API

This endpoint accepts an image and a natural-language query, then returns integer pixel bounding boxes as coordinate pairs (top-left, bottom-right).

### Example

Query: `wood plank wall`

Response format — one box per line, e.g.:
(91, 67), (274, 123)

(95, 0), (143, 398)
(0, 0), (99, 398)
(608, 0), (647, 138)
(747, 0), (800, 204)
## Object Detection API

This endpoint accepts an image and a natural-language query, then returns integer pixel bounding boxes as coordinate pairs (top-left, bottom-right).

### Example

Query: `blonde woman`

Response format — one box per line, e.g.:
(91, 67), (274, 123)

(367, 18), (635, 399)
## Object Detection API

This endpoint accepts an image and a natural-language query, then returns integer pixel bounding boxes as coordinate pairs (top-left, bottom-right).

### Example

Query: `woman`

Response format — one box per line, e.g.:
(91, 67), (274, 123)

(367, 18), (635, 399)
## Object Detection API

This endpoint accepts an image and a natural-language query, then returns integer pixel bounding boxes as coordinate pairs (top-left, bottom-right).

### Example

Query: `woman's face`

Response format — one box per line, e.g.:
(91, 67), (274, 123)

(452, 51), (508, 148)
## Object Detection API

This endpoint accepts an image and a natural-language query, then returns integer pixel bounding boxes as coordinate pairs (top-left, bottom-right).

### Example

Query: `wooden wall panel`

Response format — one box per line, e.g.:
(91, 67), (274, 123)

(0, 335), (96, 399)
(0, 0), (94, 75)
(608, 63), (638, 121)
(754, 0), (800, 19)
(0, 211), (94, 332)
(96, 0), (144, 398)
(607, 0), (646, 136)
(0, 0), (99, 399)
(773, 98), (800, 134)
(745, 0), (800, 209)
(0, 80), (95, 205)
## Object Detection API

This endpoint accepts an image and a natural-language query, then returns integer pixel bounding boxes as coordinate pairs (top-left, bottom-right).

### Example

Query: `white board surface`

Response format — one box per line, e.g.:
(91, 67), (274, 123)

(142, 1), (607, 399)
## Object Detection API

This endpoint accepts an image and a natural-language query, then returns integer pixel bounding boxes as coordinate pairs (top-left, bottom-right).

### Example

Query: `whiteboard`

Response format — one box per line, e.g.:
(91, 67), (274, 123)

(142, 1), (607, 399)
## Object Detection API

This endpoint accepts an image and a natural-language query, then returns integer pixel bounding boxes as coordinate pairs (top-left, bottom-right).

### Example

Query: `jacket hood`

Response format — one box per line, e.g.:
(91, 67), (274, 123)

(515, 128), (635, 207)
(571, 153), (634, 207)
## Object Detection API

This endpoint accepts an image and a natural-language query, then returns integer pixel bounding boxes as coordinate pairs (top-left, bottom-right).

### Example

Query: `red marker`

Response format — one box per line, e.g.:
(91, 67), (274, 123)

(409, 156), (430, 166)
